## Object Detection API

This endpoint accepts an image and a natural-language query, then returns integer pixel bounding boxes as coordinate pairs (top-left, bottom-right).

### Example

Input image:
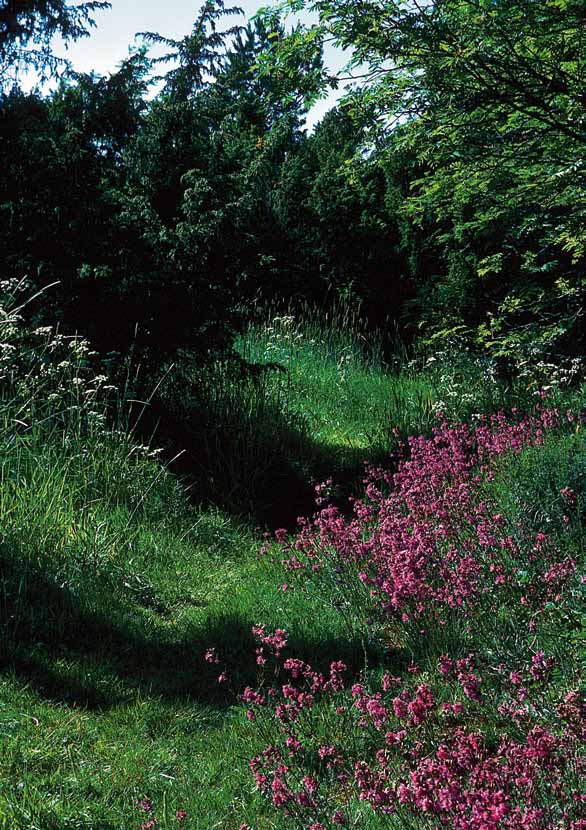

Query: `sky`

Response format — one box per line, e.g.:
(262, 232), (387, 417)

(43, 0), (348, 128)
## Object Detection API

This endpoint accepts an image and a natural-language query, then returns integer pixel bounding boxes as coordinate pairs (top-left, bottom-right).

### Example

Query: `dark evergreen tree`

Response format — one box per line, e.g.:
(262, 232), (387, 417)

(0, 0), (110, 86)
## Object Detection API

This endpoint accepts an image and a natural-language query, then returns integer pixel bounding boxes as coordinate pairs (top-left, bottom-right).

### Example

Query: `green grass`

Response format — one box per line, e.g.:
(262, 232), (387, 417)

(1, 296), (584, 829)
(0, 303), (351, 828)
(233, 303), (555, 487)
(235, 306), (438, 456)
(0, 403), (353, 827)
(0, 406), (358, 826)
(0, 444), (355, 829)
(146, 306), (441, 524)
(143, 303), (566, 524)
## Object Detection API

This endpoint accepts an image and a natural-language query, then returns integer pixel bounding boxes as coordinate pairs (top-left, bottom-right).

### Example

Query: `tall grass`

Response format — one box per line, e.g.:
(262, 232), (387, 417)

(0, 285), (179, 644)
(0, 285), (353, 829)
(237, 301), (586, 460)
(236, 302), (437, 455)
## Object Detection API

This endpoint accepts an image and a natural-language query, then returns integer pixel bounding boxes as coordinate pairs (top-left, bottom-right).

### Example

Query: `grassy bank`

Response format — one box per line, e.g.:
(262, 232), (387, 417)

(0, 296), (584, 829)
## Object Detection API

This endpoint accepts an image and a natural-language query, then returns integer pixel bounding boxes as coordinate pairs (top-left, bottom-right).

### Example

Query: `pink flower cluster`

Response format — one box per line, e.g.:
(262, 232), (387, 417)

(240, 408), (583, 829)
(252, 624), (288, 666)
(203, 646), (227, 684)
(245, 649), (584, 829)
(282, 410), (576, 643)
(136, 799), (187, 829)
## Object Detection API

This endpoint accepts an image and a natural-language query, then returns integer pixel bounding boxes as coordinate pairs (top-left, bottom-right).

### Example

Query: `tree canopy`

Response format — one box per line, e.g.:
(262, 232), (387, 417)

(0, 0), (110, 85)
(257, 0), (585, 353)
(0, 0), (584, 373)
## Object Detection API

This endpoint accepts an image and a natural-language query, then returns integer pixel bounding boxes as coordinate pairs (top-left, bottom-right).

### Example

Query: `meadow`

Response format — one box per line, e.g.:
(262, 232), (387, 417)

(0, 286), (584, 830)
(1, 0), (584, 826)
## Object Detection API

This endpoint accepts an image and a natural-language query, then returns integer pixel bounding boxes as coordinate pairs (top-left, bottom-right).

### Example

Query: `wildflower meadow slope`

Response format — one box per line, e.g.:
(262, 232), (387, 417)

(1, 282), (584, 830)
(219, 409), (585, 830)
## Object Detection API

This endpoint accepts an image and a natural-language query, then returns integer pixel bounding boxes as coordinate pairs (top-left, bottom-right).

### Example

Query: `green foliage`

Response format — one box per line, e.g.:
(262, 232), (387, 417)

(272, 107), (406, 320)
(258, 0), (586, 352)
(2, 2), (586, 826)
(0, 5), (322, 372)
(487, 429), (586, 542)
(140, 1), (245, 97)
(2, 0), (585, 382)
(0, 54), (154, 355)
(237, 303), (433, 455)
(1, 281), (585, 828)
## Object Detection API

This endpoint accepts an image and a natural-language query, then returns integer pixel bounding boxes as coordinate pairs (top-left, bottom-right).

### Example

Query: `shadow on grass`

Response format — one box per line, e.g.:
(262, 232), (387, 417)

(150, 406), (395, 531)
(0, 553), (388, 711)
(134, 364), (397, 531)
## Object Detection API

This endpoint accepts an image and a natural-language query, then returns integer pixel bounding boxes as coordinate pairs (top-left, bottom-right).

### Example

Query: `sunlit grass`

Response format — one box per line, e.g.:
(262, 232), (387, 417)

(235, 304), (438, 458)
